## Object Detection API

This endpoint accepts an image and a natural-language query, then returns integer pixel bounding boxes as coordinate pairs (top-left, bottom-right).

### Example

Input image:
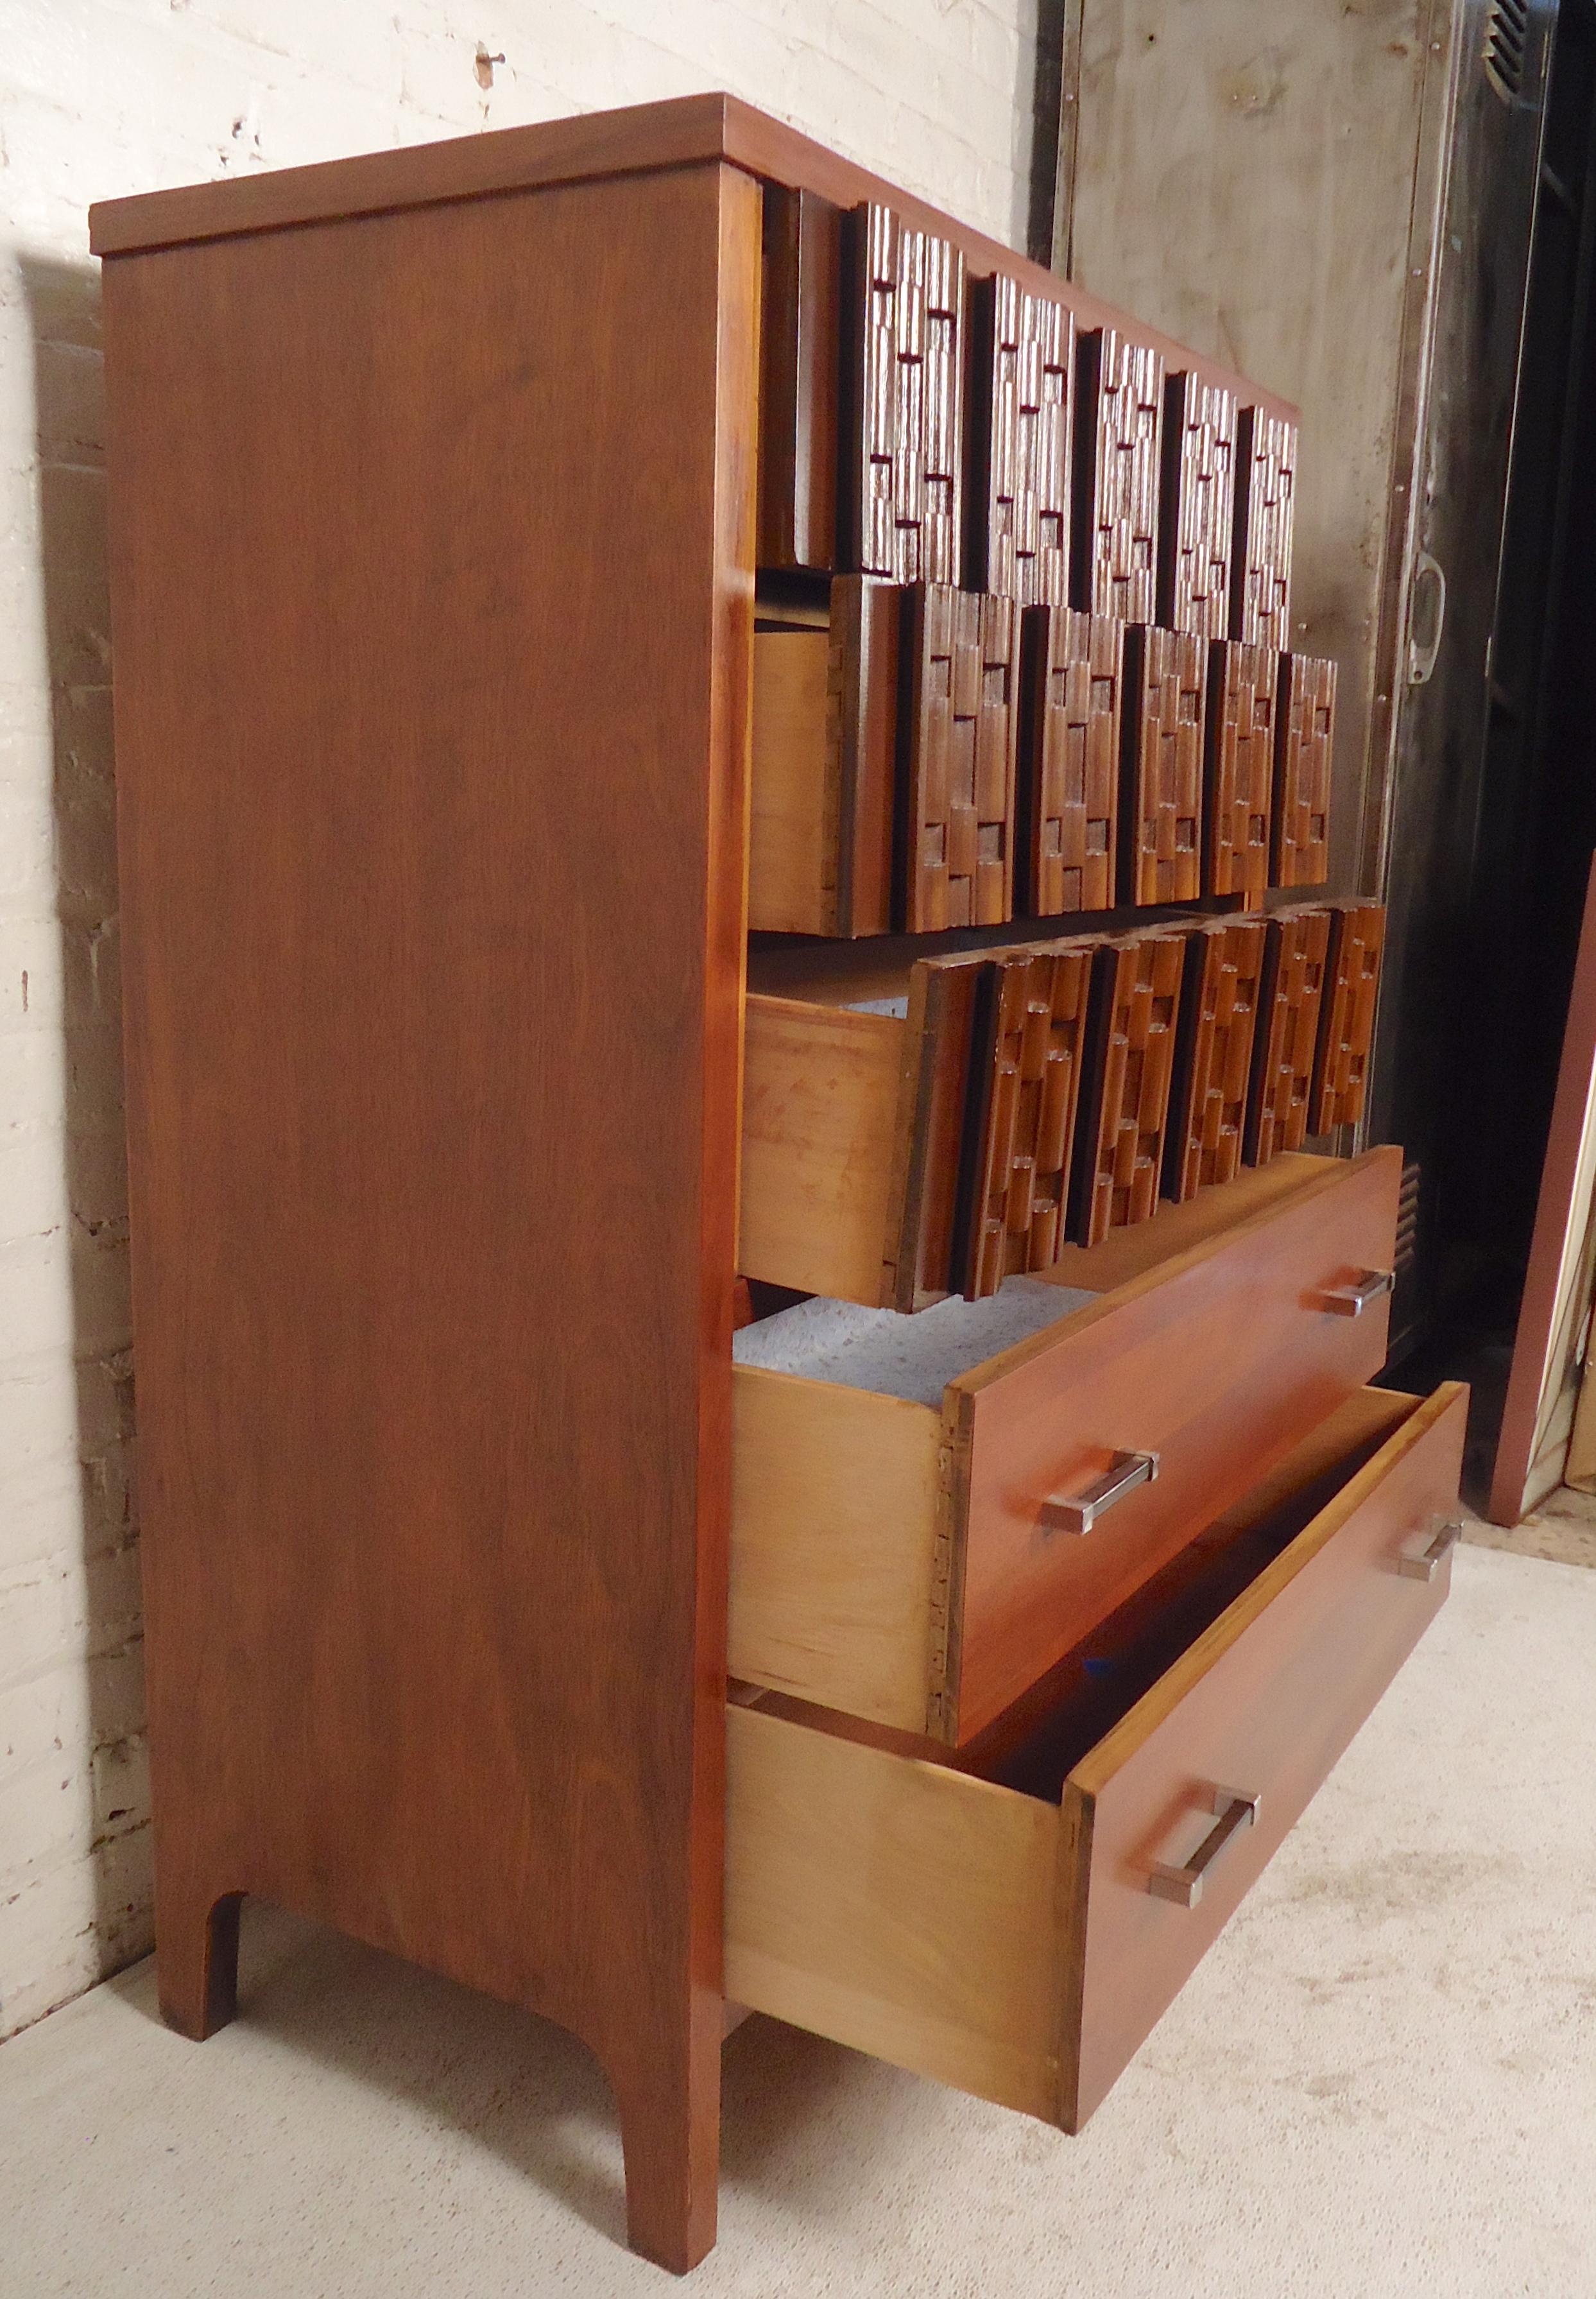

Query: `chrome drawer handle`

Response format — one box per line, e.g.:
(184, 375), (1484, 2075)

(1398, 1519), (1463, 1583)
(1316, 1267), (1395, 1318)
(1148, 1785), (1261, 1908)
(1040, 1449), (1160, 1537)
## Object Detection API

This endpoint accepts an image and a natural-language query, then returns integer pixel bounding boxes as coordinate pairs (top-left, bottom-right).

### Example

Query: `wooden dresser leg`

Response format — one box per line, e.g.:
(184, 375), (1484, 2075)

(157, 1888), (243, 2040)
(614, 2011), (721, 2274)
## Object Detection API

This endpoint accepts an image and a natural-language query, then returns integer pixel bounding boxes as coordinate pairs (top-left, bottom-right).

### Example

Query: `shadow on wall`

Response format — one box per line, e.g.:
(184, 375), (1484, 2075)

(18, 254), (151, 2008)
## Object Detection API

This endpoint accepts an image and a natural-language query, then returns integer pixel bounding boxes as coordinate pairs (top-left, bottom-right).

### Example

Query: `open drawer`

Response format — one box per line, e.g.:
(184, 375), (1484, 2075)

(726, 1381), (1468, 2133)
(741, 908), (1384, 1307)
(731, 1144), (1402, 1743)
(742, 924), (1194, 1307)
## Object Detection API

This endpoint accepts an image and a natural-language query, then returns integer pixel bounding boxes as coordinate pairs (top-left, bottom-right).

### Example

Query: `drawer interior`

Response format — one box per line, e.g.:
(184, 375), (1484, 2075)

(726, 1381), (1466, 2131)
(741, 911), (1387, 1312)
(966, 1386), (1416, 1794)
(735, 1384), (1418, 1786)
(732, 1145), (1402, 1742)
(732, 1275), (1099, 1410)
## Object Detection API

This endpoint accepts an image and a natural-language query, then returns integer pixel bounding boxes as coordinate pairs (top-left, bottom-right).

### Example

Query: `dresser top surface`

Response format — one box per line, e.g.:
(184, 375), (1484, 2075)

(87, 89), (1294, 424)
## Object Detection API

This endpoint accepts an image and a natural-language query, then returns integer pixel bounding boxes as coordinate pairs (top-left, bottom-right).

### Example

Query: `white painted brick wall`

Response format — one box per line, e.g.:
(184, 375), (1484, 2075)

(0, 0), (1038, 2037)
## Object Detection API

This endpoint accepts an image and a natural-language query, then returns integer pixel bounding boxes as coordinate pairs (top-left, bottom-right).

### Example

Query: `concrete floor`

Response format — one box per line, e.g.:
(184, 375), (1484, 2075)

(4, 1537), (1595, 2298)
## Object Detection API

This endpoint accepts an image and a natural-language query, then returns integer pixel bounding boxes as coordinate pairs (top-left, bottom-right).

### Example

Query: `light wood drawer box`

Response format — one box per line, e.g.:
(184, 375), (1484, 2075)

(727, 1381), (1467, 2134)
(741, 932), (1184, 1311)
(731, 1144), (1402, 1744)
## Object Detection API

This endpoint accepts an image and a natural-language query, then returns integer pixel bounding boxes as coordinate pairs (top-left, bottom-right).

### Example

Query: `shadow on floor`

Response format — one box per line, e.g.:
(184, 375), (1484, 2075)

(104, 1897), (904, 2248)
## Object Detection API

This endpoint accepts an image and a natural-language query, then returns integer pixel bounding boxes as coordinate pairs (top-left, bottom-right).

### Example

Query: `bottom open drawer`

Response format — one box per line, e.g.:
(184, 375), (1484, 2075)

(725, 1381), (1467, 2131)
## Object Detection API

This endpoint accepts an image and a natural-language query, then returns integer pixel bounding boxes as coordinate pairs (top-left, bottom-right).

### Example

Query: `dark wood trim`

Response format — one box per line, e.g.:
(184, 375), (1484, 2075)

(1488, 854), (1596, 1523)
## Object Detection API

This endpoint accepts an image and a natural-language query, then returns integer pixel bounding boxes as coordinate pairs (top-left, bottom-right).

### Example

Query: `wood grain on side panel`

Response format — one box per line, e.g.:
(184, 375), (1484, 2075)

(101, 162), (758, 2275)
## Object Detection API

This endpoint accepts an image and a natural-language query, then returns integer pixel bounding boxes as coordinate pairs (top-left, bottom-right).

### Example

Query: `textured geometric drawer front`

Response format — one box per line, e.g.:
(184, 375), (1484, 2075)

(1072, 929), (1187, 1244)
(1158, 371), (1236, 639)
(1246, 907), (1332, 1164)
(1163, 918), (1267, 1203)
(1273, 652), (1335, 888)
(968, 273), (1073, 608)
(758, 183), (841, 573)
(966, 942), (1096, 1298)
(900, 585), (1020, 932)
(1074, 329), (1163, 624)
(1310, 900), (1385, 1132)
(842, 203), (965, 585)
(1123, 625), (1205, 906)
(1016, 605), (1122, 917)
(1231, 407), (1296, 649)
(1205, 639), (1276, 904)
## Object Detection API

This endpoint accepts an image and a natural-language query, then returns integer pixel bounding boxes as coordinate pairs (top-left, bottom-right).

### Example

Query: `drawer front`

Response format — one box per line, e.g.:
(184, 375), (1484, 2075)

(725, 1382), (1466, 2137)
(945, 1143), (1402, 1740)
(1060, 1381), (1467, 2128)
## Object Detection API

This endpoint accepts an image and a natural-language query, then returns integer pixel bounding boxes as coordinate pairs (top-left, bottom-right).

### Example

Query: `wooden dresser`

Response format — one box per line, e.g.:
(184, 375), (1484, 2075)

(90, 94), (1465, 2275)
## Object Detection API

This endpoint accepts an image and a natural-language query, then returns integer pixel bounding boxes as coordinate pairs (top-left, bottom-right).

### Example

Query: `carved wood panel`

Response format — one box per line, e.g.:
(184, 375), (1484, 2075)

(1074, 328), (1163, 623)
(1231, 407), (1296, 649)
(1157, 371), (1235, 638)
(1310, 901), (1385, 1132)
(1071, 928), (1186, 1244)
(1245, 906), (1331, 1165)
(1205, 638), (1275, 904)
(758, 184), (841, 571)
(966, 273), (1072, 608)
(898, 585), (1019, 932)
(887, 948), (990, 1313)
(1123, 624), (1205, 906)
(841, 203), (965, 585)
(965, 942), (1097, 1296)
(1016, 605), (1122, 917)
(1273, 651), (1335, 888)
(1163, 917), (1267, 1204)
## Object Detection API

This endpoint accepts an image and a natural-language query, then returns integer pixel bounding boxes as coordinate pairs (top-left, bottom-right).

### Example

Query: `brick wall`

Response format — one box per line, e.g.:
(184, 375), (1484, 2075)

(0, 1), (1038, 2037)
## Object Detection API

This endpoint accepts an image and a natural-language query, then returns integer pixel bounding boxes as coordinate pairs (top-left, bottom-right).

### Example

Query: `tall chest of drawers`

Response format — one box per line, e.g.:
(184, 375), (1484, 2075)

(91, 94), (1464, 2274)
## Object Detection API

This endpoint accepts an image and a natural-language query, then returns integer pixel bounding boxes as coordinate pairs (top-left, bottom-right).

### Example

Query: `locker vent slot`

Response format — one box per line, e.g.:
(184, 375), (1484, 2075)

(1484, 0), (1529, 101)
(1395, 1160), (1421, 1279)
